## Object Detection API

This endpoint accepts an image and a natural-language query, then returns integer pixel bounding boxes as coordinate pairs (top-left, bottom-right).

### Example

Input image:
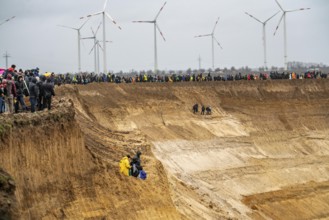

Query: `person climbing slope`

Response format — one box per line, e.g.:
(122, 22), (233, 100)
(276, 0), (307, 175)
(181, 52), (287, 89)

(119, 155), (131, 176)
(131, 151), (142, 177)
(201, 105), (205, 115)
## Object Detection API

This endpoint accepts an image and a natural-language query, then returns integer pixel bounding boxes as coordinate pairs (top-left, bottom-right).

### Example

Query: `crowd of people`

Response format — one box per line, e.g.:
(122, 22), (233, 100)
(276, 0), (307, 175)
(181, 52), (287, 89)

(1, 64), (328, 115)
(48, 70), (327, 85)
(0, 64), (55, 114)
(119, 151), (147, 180)
(4, 70), (322, 87)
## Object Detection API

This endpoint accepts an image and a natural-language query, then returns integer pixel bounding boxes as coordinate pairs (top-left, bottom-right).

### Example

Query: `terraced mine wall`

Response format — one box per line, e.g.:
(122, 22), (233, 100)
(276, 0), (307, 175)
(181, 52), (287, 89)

(0, 80), (329, 220)
(57, 80), (329, 220)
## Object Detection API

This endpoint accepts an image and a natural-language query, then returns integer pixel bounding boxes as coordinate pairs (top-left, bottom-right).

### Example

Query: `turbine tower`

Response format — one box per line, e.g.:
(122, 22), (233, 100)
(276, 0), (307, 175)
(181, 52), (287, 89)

(57, 19), (89, 72)
(133, 2), (167, 75)
(195, 17), (223, 70)
(81, 22), (102, 74)
(88, 39), (104, 76)
(245, 11), (279, 70)
(80, 0), (122, 74)
(273, 0), (310, 71)
(89, 39), (112, 76)
(0, 16), (15, 27)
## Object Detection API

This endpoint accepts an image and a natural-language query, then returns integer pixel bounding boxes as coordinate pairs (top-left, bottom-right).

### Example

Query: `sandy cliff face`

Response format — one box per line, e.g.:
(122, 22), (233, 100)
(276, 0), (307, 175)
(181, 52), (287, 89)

(58, 80), (329, 220)
(0, 98), (184, 219)
(1, 80), (329, 220)
(0, 168), (17, 220)
(0, 101), (96, 219)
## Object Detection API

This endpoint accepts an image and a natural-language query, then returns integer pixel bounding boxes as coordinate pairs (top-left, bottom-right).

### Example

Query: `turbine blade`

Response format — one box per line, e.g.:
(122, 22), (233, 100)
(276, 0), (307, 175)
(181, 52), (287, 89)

(89, 42), (97, 55)
(57, 25), (77, 30)
(214, 37), (223, 49)
(95, 22), (102, 35)
(245, 12), (262, 24)
(132, 21), (154, 23)
(91, 27), (96, 36)
(98, 42), (104, 51)
(287, 8), (311, 12)
(212, 17), (220, 34)
(194, 34), (212, 38)
(7, 16), (16, 22)
(103, 0), (109, 11)
(105, 12), (122, 30)
(273, 13), (284, 36)
(264, 11), (280, 23)
(275, 0), (285, 11)
(79, 17), (90, 30)
(156, 24), (166, 41)
(0, 16), (16, 26)
(80, 11), (103, 19)
(154, 2), (167, 21)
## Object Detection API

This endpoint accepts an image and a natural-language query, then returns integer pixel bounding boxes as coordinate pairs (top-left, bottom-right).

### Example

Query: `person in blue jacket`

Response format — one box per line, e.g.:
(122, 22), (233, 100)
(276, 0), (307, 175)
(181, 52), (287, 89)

(138, 166), (147, 180)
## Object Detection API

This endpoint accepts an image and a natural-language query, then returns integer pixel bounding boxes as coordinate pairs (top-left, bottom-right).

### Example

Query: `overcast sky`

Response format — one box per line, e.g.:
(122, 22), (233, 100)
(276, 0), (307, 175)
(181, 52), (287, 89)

(0, 0), (328, 73)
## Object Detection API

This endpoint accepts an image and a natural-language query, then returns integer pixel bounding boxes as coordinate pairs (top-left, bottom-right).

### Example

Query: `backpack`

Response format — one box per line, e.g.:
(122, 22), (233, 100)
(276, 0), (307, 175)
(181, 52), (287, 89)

(138, 170), (147, 180)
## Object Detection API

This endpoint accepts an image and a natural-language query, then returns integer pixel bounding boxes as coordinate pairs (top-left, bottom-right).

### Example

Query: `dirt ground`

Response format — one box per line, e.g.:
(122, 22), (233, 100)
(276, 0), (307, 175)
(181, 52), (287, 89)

(0, 168), (17, 220)
(1, 80), (329, 219)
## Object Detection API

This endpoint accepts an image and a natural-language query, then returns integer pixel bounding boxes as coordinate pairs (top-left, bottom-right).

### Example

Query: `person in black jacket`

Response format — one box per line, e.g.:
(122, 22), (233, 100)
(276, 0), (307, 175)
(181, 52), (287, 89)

(37, 76), (45, 111)
(43, 78), (55, 110)
(14, 75), (28, 113)
(28, 77), (39, 113)
(0, 83), (5, 113)
(193, 103), (199, 114)
(130, 151), (142, 177)
(201, 106), (205, 115)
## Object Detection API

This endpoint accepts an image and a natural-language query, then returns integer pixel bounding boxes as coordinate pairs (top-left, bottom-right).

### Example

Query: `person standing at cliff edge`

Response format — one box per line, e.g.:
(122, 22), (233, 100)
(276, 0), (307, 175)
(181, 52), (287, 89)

(29, 77), (39, 113)
(43, 78), (55, 110)
(14, 75), (28, 113)
(0, 83), (5, 113)
(4, 74), (17, 114)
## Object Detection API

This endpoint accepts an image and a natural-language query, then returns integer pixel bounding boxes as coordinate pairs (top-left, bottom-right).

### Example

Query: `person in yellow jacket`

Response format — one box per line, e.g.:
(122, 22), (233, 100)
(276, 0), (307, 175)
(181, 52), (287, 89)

(119, 155), (131, 176)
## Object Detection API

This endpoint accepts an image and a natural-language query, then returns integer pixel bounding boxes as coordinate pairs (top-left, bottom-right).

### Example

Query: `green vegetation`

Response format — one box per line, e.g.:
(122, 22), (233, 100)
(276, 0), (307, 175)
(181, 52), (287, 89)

(0, 123), (12, 136)
(0, 172), (9, 187)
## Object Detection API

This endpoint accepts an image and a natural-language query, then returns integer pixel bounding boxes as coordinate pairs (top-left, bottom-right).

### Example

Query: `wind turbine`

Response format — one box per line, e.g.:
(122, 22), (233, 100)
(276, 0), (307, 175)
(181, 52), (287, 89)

(94, 40), (112, 74)
(89, 40), (102, 75)
(81, 22), (102, 74)
(0, 16), (15, 27)
(245, 11), (279, 70)
(195, 17), (223, 70)
(57, 18), (89, 72)
(273, 0), (310, 71)
(133, 2), (167, 75)
(80, 0), (122, 74)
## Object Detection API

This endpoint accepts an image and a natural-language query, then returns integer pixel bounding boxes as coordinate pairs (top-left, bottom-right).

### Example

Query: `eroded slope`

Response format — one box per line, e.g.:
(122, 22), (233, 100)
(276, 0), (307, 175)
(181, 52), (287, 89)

(0, 98), (184, 219)
(58, 80), (329, 219)
(1, 80), (328, 220)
